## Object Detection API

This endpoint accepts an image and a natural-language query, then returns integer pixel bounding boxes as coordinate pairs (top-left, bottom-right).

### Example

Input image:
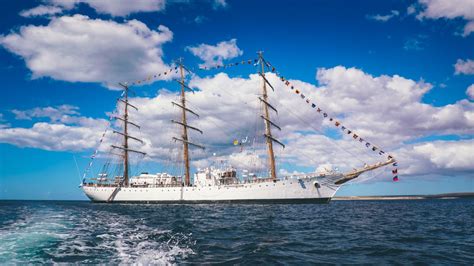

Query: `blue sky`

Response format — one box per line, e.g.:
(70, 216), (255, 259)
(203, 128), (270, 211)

(0, 0), (473, 200)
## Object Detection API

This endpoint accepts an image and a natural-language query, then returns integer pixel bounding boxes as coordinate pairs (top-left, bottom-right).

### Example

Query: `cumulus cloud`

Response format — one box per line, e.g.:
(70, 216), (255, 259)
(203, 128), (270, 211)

(312, 66), (474, 146)
(414, 0), (474, 36)
(463, 21), (474, 36)
(416, 0), (474, 20)
(396, 139), (474, 175)
(19, 5), (62, 17)
(454, 59), (474, 75)
(366, 10), (400, 22)
(2, 66), (473, 179)
(0, 15), (174, 89)
(0, 105), (108, 151)
(186, 39), (243, 68)
(466, 84), (474, 100)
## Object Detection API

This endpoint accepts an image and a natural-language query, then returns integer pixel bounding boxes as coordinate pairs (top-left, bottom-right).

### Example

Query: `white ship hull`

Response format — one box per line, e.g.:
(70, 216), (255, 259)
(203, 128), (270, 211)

(82, 175), (342, 204)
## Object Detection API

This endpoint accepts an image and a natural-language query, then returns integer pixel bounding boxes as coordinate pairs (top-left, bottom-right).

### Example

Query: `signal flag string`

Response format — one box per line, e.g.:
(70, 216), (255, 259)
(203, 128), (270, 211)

(261, 58), (399, 182)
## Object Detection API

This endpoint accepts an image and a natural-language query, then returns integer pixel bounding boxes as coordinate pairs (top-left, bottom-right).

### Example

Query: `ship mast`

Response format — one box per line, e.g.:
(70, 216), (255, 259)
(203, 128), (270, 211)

(111, 83), (146, 187)
(258, 52), (284, 180)
(172, 59), (204, 186)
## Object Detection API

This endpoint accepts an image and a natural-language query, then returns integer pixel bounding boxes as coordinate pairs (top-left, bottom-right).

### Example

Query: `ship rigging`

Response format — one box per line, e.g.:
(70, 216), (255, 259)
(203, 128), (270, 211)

(81, 52), (397, 203)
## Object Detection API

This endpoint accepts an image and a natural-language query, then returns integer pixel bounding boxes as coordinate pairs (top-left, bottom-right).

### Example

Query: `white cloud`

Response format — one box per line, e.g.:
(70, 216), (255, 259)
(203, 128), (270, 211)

(0, 15), (174, 89)
(2, 66), (473, 179)
(396, 139), (474, 175)
(0, 123), (102, 151)
(47, 0), (166, 17)
(467, 84), (474, 100)
(366, 10), (400, 22)
(186, 39), (243, 68)
(414, 0), (474, 36)
(416, 0), (474, 20)
(463, 21), (474, 36)
(454, 59), (474, 75)
(0, 105), (108, 151)
(313, 66), (474, 146)
(19, 5), (63, 17)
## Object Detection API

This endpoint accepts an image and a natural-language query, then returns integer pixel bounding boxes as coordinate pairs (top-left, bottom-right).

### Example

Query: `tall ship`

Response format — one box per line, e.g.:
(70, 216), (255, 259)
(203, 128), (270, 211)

(81, 52), (397, 203)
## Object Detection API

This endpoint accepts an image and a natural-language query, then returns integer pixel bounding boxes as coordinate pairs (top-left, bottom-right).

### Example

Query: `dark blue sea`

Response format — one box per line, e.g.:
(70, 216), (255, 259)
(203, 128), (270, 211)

(0, 199), (472, 264)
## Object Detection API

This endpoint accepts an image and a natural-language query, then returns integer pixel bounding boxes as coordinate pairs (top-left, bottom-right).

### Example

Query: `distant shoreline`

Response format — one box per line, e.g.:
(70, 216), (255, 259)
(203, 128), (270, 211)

(333, 192), (474, 201)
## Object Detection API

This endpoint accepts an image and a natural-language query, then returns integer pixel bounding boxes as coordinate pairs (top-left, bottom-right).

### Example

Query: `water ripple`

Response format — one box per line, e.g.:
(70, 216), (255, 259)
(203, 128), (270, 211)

(0, 199), (473, 264)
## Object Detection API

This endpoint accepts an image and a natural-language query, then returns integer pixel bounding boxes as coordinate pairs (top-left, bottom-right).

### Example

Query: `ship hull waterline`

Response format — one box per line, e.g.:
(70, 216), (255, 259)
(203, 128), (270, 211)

(82, 176), (342, 204)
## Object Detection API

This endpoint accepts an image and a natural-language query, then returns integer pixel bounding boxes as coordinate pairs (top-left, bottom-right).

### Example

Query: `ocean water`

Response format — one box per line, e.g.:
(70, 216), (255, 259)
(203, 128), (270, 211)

(0, 200), (472, 264)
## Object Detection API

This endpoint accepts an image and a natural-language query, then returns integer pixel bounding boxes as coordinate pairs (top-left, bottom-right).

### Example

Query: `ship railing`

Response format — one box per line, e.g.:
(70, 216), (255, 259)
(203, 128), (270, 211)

(281, 171), (338, 180)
